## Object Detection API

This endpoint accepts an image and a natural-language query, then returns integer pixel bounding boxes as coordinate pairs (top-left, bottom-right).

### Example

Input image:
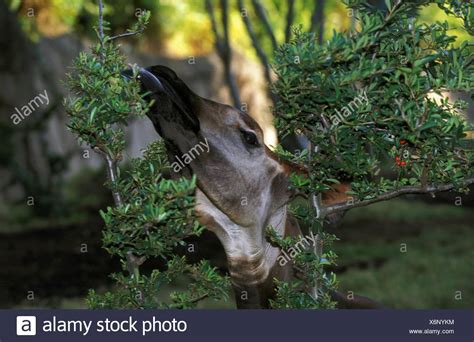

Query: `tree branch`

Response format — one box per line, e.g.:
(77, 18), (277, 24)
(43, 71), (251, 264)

(206, 0), (242, 108)
(95, 2), (123, 208)
(109, 31), (141, 41)
(126, 251), (146, 278)
(189, 293), (210, 304)
(238, 0), (278, 105)
(95, 146), (147, 280)
(251, 0), (278, 51)
(206, 0), (220, 43)
(93, 147), (123, 207)
(322, 176), (474, 216)
(98, 0), (105, 61)
(98, 0), (104, 42)
(312, 193), (325, 219)
(307, 141), (325, 220)
(220, 0), (242, 108)
(310, 0), (325, 44)
(285, 0), (295, 43)
(308, 233), (321, 301)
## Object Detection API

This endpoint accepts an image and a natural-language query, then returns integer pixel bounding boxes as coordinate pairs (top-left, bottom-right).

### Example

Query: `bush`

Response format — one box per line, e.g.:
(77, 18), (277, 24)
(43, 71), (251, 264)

(270, 0), (473, 307)
(65, 2), (230, 309)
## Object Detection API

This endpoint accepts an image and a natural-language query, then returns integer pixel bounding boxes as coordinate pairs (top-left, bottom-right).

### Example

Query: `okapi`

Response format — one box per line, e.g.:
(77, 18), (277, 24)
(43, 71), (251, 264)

(126, 65), (381, 309)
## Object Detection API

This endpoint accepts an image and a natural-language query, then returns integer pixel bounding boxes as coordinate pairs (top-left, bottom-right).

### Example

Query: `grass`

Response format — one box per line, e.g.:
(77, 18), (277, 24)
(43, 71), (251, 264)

(8, 198), (473, 309)
(343, 197), (470, 224)
(14, 280), (236, 309)
(335, 199), (474, 308)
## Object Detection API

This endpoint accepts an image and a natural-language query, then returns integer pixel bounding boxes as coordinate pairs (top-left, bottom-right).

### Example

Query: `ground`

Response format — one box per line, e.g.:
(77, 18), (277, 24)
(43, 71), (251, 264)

(335, 199), (474, 309)
(0, 198), (472, 309)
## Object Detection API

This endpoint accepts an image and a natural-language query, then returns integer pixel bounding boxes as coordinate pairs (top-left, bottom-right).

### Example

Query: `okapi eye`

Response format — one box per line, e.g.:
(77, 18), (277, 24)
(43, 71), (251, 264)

(240, 129), (260, 147)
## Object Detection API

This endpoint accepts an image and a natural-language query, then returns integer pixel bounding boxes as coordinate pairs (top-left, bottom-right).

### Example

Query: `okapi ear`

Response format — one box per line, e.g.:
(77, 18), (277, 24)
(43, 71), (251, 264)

(138, 65), (200, 134)
(321, 182), (352, 206)
(269, 151), (353, 207)
(322, 182), (352, 224)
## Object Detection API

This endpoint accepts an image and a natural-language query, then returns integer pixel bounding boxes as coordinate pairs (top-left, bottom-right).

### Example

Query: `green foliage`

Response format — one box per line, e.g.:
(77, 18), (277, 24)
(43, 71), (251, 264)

(271, 0), (473, 308)
(274, 0), (473, 197)
(87, 256), (229, 309)
(65, 43), (149, 159)
(100, 141), (204, 260)
(266, 219), (338, 309)
(438, 1), (474, 35)
(65, 4), (229, 309)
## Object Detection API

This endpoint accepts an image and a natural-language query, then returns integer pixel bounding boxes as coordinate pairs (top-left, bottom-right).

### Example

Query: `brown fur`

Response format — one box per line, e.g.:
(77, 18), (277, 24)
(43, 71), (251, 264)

(138, 65), (380, 309)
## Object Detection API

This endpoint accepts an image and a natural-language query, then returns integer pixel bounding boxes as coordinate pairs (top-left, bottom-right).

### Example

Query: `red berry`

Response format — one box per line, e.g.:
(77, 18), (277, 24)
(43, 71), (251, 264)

(400, 139), (407, 145)
(401, 161), (407, 166)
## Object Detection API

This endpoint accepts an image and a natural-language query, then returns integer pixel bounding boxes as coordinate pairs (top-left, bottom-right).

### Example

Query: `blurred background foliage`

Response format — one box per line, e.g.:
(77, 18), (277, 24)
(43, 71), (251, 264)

(8, 0), (471, 58)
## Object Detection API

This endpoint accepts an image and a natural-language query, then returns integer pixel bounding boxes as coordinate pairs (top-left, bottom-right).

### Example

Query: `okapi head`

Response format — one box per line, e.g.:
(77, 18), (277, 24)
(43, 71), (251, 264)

(128, 65), (297, 308)
(128, 65), (378, 309)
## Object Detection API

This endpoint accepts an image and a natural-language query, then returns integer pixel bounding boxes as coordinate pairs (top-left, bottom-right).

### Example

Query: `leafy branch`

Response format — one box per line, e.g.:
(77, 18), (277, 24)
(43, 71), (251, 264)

(321, 176), (474, 218)
(66, 0), (230, 309)
(272, 0), (474, 307)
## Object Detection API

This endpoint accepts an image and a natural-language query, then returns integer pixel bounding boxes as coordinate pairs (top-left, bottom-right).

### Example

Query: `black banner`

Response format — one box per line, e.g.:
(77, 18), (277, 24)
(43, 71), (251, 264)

(2, 309), (473, 341)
